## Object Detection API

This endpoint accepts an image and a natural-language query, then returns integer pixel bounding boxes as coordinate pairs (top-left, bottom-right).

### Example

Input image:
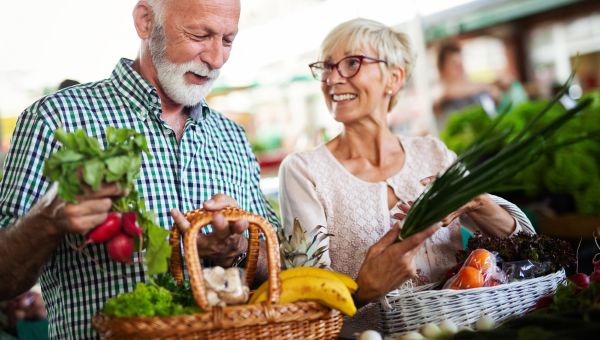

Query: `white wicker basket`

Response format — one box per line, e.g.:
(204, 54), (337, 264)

(380, 269), (566, 335)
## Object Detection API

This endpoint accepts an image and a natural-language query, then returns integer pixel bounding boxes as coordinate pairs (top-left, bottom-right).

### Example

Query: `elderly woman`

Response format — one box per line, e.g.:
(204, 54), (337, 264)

(278, 18), (534, 337)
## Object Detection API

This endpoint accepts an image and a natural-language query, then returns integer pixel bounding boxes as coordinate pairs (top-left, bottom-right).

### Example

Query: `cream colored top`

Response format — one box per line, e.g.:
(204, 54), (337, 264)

(278, 135), (534, 337)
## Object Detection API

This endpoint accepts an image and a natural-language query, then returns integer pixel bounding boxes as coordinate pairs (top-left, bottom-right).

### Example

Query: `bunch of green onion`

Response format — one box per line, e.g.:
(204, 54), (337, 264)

(400, 73), (595, 239)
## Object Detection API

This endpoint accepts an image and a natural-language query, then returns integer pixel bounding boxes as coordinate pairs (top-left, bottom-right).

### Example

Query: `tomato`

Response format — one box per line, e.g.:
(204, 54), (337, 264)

(464, 248), (494, 273)
(450, 266), (485, 289)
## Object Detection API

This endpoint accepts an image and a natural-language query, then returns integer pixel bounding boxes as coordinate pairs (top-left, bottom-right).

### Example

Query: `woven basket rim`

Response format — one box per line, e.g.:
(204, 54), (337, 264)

(94, 300), (333, 323)
(386, 268), (566, 297)
(380, 268), (567, 335)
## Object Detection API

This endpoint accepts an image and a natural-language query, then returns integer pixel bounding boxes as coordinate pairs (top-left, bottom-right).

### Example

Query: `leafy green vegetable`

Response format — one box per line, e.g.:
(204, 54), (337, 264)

(43, 128), (171, 276)
(400, 75), (596, 239)
(44, 127), (149, 202)
(457, 232), (576, 274)
(153, 273), (196, 307)
(103, 283), (201, 317)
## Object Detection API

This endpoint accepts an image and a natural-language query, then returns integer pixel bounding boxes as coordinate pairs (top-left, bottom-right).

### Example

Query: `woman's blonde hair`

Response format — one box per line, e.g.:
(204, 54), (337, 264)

(319, 18), (415, 111)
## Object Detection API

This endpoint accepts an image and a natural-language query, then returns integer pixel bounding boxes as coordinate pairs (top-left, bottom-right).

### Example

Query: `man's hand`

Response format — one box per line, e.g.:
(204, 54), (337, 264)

(353, 223), (439, 307)
(1, 290), (47, 329)
(171, 194), (249, 267)
(40, 182), (126, 236)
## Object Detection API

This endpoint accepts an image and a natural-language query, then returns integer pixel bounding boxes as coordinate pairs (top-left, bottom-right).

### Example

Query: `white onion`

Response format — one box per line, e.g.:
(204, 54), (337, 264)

(475, 314), (496, 330)
(357, 330), (383, 340)
(420, 323), (442, 338)
(457, 325), (474, 332)
(397, 331), (425, 340)
(439, 320), (458, 334)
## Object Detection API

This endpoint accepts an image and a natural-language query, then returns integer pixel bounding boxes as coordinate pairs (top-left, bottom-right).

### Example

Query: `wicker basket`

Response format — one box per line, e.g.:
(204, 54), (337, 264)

(93, 207), (343, 339)
(380, 269), (566, 335)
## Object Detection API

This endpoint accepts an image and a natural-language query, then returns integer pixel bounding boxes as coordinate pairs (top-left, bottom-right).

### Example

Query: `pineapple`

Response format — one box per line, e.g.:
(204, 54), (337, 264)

(277, 218), (332, 269)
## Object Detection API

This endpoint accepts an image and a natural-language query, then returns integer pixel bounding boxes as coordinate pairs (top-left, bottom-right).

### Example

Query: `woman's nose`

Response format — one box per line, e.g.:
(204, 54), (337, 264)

(326, 67), (344, 85)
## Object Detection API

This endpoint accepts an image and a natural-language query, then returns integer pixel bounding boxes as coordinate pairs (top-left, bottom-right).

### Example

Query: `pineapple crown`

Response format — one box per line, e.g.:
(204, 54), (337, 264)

(277, 218), (333, 269)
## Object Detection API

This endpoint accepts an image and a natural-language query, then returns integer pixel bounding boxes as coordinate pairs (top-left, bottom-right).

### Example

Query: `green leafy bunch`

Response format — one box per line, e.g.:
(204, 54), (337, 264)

(43, 128), (171, 276)
(456, 232), (576, 274)
(400, 74), (596, 239)
(103, 282), (201, 317)
(153, 273), (196, 307)
(43, 127), (149, 203)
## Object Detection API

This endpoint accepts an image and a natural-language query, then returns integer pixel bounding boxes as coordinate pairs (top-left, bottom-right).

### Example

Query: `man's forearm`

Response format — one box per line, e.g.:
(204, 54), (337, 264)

(0, 212), (62, 299)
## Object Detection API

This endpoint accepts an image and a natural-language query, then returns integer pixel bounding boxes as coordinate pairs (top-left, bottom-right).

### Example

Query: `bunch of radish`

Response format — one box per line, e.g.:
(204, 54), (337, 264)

(535, 255), (600, 309)
(43, 128), (171, 275)
(79, 211), (143, 264)
(567, 256), (600, 290)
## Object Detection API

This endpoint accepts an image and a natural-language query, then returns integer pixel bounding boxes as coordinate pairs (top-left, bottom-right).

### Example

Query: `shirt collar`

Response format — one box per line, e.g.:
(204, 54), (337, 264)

(111, 58), (212, 122)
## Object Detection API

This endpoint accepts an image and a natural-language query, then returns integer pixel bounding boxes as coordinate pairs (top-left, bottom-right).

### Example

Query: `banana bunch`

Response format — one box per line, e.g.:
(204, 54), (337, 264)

(249, 267), (357, 316)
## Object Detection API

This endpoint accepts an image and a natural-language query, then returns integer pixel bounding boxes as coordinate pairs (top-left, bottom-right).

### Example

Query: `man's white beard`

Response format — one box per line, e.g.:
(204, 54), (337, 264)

(150, 26), (220, 107)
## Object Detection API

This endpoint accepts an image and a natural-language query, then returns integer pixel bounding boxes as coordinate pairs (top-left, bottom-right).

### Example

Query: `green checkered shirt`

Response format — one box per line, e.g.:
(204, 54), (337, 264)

(0, 58), (280, 339)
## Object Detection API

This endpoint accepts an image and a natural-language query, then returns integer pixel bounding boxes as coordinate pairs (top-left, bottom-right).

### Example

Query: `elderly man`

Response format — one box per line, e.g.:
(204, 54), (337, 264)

(0, 0), (278, 338)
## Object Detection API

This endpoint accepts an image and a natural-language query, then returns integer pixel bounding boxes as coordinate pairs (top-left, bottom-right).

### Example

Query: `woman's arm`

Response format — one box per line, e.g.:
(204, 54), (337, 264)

(459, 194), (535, 237)
(278, 155), (331, 267)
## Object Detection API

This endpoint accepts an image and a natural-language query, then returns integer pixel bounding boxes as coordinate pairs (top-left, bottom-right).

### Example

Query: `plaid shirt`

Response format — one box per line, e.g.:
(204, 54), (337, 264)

(0, 58), (280, 339)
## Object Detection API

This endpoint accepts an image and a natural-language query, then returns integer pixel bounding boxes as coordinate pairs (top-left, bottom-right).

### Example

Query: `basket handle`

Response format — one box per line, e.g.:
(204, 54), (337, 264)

(168, 207), (282, 311)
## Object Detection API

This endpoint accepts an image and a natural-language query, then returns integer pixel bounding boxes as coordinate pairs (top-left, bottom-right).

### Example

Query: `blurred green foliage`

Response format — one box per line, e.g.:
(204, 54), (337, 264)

(440, 91), (600, 215)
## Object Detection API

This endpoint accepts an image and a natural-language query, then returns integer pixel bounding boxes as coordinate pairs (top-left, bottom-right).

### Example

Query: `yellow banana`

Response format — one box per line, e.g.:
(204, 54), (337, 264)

(283, 267), (358, 293)
(250, 267), (357, 302)
(250, 275), (356, 316)
(330, 272), (358, 293)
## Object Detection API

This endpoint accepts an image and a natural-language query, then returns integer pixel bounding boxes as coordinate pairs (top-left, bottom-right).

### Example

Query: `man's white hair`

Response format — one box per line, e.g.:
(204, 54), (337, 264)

(146, 0), (165, 25)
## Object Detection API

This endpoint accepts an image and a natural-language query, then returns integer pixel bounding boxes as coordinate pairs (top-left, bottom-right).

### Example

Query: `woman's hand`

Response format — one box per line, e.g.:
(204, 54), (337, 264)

(400, 176), (485, 227)
(404, 176), (515, 236)
(353, 223), (440, 307)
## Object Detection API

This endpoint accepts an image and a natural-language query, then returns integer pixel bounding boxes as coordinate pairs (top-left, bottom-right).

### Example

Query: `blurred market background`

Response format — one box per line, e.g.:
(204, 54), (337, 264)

(1, 0), (600, 261)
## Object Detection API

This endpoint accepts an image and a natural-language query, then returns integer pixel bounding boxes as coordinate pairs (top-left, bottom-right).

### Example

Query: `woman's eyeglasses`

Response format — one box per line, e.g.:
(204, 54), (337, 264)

(308, 55), (387, 82)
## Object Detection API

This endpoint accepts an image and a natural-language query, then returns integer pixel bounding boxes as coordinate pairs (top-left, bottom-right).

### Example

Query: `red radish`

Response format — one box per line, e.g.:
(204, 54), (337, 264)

(568, 272), (590, 290)
(122, 211), (143, 237)
(107, 232), (135, 264)
(593, 256), (600, 273)
(533, 295), (553, 310)
(78, 212), (122, 249)
(590, 270), (600, 283)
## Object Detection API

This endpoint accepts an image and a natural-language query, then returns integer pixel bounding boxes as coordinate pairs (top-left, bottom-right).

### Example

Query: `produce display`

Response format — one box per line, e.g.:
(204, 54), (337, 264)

(43, 128), (171, 274)
(96, 195), (356, 322)
(441, 91), (600, 215)
(400, 77), (595, 239)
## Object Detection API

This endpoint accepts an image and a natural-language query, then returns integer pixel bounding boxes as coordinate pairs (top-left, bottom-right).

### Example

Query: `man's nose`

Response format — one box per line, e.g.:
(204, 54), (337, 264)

(202, 38), (226, 70)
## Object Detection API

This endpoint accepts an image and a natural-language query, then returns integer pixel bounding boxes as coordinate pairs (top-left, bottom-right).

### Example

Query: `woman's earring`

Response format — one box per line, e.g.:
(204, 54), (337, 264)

(387, 89), (393, 95)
